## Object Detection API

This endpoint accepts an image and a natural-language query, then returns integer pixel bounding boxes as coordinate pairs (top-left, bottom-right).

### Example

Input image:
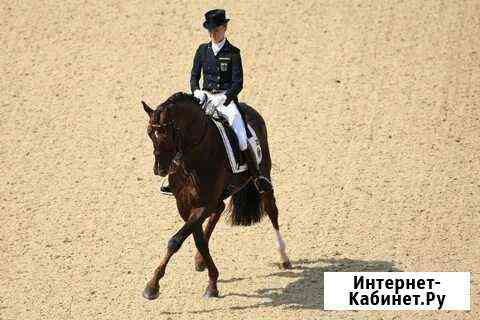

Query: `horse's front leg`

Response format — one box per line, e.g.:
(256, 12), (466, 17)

(143, 207), (208, 300)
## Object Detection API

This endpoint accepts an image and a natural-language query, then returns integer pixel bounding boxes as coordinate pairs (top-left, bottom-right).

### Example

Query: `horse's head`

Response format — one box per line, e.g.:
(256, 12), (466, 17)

(142, 100), (178, 176)
(142, 92), (207, 176)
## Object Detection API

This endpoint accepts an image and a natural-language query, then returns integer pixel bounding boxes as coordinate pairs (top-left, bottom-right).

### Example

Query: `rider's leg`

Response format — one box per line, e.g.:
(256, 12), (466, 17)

(217, 100), (272, 193)
(216, 99), (247, 149)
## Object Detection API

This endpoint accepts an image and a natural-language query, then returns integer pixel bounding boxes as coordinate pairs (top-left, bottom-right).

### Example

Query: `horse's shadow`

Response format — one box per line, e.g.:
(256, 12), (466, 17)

(225, 257), (402, 311)
(159, 257), (401, 315)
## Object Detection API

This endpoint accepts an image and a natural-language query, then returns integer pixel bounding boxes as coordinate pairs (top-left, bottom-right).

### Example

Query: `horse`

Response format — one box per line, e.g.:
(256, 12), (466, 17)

(141, 92), (291, 300)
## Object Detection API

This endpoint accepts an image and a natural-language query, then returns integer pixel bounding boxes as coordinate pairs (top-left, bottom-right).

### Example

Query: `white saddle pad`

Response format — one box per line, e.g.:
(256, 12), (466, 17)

(211, 117), (262, 174)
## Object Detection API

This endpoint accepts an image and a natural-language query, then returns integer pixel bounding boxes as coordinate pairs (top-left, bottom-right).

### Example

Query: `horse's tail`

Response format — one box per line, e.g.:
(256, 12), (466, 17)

(226, 180), (266, 226)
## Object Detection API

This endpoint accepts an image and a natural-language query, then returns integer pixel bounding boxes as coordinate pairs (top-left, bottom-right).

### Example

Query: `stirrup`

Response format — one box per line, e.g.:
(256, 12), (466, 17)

(253, 176), (273, 194)
(159, 177), (174, 196)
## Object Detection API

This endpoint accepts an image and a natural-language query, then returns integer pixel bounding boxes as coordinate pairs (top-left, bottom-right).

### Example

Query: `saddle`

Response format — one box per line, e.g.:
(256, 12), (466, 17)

(213, 114), (244, 163)
(207, 102), (262, 175)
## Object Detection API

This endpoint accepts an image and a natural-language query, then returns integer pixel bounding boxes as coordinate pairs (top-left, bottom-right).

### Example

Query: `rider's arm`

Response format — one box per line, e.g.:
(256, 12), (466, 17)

(190, 44), (203, 93)
(224, 48), (243, 105)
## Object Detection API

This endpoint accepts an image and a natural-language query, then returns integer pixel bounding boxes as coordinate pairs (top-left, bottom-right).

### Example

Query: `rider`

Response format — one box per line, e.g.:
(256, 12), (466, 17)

(160, 9), (272, 194)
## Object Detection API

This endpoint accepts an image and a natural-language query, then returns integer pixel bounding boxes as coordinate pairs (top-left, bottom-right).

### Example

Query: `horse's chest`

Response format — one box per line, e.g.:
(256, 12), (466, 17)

(170, 172), (201, 220)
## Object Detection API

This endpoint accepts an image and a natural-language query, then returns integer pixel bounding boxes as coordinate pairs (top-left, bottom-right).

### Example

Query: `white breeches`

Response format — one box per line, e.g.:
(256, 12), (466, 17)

(205, 91), (248, 151)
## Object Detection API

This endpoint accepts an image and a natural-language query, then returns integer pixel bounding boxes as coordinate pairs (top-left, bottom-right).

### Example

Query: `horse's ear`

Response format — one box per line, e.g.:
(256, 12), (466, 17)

(142, 101), (153, 116)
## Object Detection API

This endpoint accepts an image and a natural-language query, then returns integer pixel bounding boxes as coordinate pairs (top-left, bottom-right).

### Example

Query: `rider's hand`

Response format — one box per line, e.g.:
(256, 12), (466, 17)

(216, 94), (227, 107)
(204, 100), (217, 116)
(209, 95), (224, 108)
(193, 90), (206, 104)
(201, 94), (227, 117)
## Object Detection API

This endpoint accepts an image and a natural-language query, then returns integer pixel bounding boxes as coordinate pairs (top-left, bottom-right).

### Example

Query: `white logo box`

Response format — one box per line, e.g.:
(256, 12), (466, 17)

(324, 272), (470, 310)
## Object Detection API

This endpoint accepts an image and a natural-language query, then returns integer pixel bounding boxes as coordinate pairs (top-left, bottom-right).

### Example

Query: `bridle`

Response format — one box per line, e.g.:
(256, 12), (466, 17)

(148, 101), (209, 169)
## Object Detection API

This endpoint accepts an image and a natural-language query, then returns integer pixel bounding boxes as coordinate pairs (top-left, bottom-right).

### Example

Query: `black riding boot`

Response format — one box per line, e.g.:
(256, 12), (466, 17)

(242, 143), (273, 193)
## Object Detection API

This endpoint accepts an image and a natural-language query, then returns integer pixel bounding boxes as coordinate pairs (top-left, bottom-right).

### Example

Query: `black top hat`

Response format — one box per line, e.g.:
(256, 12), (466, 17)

(203, 9), (230, 31)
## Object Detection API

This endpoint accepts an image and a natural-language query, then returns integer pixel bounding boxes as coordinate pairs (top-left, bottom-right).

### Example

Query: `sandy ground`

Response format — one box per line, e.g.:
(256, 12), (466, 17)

(1, 0), (479, 319)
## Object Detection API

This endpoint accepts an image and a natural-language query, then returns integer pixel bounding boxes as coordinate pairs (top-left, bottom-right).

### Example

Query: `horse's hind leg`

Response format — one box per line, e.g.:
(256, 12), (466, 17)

(194, 202), (224, 271)
(262, 190), (292, 269)
(193, 224), (219, 298)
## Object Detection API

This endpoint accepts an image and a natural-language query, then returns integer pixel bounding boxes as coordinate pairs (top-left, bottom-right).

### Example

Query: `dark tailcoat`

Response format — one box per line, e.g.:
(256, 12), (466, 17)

(190, 39), (243, 105)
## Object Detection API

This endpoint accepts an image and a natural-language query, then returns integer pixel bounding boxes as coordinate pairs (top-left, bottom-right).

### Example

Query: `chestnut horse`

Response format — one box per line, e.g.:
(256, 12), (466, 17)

(141, 92), (291, 300)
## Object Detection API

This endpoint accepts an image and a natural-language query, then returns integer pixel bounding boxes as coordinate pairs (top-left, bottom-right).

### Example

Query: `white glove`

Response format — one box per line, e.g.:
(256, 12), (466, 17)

(215, 94), (227, 107)
(193, 89), (207, 104)
(204, 99), (217, 116)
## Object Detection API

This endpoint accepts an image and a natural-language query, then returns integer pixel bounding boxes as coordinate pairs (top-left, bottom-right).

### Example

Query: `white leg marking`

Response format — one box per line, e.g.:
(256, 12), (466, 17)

(275, 229), (289, 263)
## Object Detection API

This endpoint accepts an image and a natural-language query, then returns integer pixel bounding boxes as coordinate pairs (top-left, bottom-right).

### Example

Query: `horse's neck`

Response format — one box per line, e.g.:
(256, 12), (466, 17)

(175, 103), (222, 171)
(174, 100), (199, 121)
(175, 102), (205, 140)
(174, 102), (207, 154)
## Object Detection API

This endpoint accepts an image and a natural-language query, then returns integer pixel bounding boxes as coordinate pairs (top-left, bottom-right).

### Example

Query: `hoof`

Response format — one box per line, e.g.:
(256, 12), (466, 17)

(203, 287), (219, 299)
(281, 261), (292, 269)
(142, 285), (160, 300)
(195, 262), (206, 272)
